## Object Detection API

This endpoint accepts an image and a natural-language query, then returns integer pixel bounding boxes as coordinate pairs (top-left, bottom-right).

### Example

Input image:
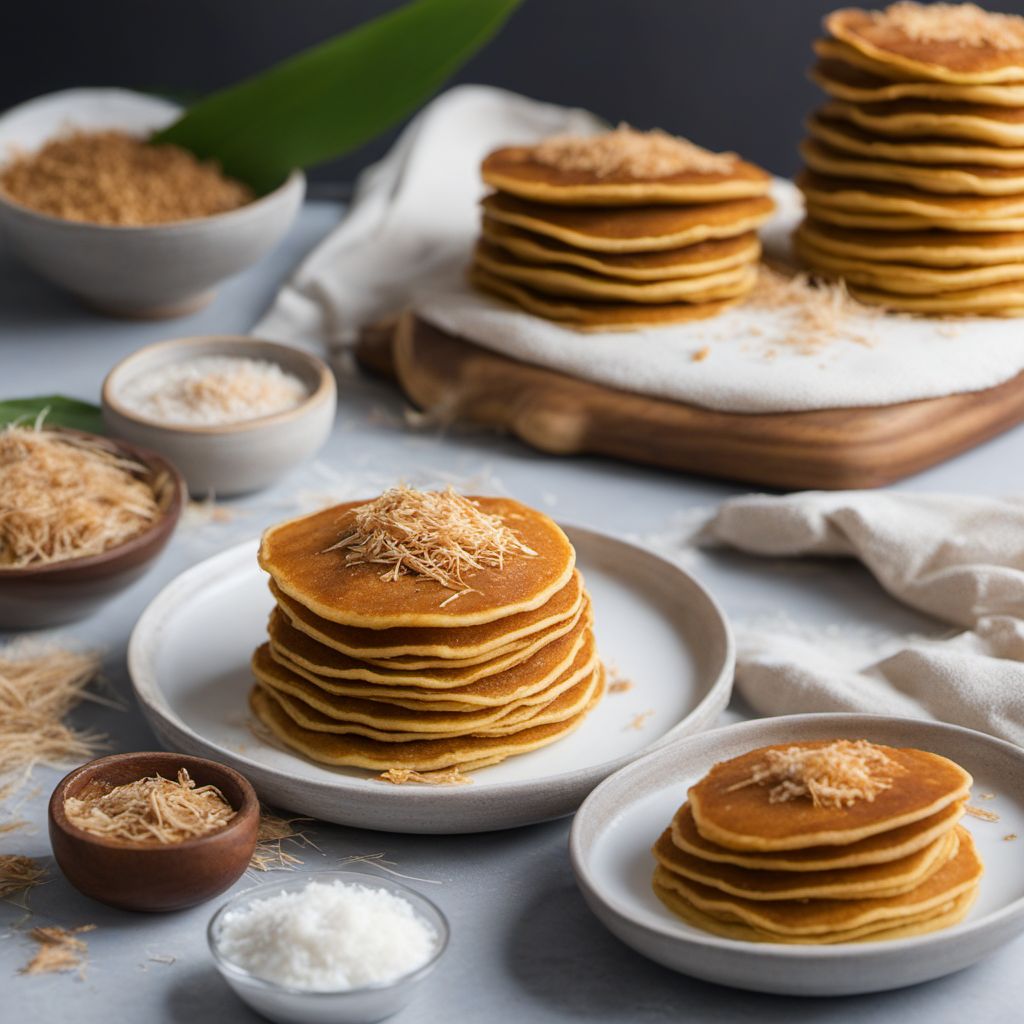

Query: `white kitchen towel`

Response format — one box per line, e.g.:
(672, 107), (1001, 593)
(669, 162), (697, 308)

(695, 491), (1024, 745)
(256, 83), (1024, 414)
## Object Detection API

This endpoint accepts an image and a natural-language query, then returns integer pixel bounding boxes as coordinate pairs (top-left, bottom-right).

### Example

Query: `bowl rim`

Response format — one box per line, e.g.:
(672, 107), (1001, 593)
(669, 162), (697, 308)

(0, 426), (185, 578)
(101, 335), (337, 437)
(48, 750), (260, 853)
(206, 869), (451, 998)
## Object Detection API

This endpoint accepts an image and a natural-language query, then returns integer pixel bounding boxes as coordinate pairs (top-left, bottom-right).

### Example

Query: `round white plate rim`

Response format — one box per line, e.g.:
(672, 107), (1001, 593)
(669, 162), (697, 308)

(128, 525), (734, 823)
(570, 712), (1024, 966)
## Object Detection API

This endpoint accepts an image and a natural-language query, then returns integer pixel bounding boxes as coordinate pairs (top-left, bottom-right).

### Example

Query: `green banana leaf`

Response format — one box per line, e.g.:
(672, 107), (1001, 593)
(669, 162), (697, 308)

(0, 396), (104, 434)
(153, 0), (521, 194)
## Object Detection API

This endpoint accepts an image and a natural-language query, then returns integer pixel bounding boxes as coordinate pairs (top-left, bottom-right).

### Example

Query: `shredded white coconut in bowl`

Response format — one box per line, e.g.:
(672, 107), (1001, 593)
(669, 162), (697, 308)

(118, 355), (308, 427)
(214, 879), (439, 991)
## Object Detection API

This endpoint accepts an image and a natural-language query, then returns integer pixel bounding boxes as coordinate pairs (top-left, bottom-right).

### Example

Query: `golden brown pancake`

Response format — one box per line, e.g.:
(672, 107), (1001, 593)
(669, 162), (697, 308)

(653, 876), (978, 944)
(481, 218), (761, 281)
(253, 647), (601, 743)
(270, 569), (583, 665)
(470, 266), (741, 331)
(825, 7), (1024, 84)
(823, 97), (1024, 145)
(267, 601), (589, 689)
(688, 743), (972, 851)
(254, 637), (598, 730)
(671, 800), (966, 871)
(848, 279), (1024, 314)
(794, 231), (1024, 293)
(652, 827), (955, 902)
(799, 171), (1024, 220)
(801, 138), (1024, 195)
(249, 665), (605, 771)
(481, 146), (772, 206)
(808, 111), (1024, 167)
(797, 217), (1024, 266)
(811, 55), (1024, 106)
(259, 497), (575, 629)
(481, 192), (776, 254)
(805, 200), (1024, 232)
(654, 826), (980, 936)
(473, 240), (757, 304)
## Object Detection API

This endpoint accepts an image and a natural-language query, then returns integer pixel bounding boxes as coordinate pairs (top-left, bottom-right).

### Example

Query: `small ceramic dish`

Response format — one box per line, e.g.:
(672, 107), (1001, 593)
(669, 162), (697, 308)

(0, 429), (184, 629)
(0, 88), (305, 318)
(49, 751), (259, 912)
(102, 335), (336, 496)
(570, 713), (1024, 997)
(208, 871), (450, 1024)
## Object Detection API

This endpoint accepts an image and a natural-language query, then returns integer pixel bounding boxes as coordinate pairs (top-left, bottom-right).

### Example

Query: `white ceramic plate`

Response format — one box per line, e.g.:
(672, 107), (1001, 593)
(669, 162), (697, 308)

(129, 527), (733, 834)
(570, 713), (1024, 997)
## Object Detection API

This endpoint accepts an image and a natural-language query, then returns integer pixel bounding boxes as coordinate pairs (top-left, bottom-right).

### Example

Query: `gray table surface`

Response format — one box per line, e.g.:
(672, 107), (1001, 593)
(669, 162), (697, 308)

(1, 202), (1020, 1024)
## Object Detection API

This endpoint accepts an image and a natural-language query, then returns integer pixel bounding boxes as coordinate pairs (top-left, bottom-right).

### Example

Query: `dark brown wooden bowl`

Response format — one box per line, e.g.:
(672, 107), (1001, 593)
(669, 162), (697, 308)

(0, 427), (185, 629)
(48, 751), (259, 912)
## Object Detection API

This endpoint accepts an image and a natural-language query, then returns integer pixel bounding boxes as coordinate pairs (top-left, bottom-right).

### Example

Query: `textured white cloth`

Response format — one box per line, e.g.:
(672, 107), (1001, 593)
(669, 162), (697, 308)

(256, 84), (1024, 414)
(699, 491), (1024, 745)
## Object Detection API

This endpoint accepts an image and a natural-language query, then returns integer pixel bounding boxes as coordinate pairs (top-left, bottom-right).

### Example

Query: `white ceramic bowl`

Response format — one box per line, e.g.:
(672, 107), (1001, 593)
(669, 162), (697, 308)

(102, 335), (336, 496)
(570, 713), (1024, 997)
(0, 88), (305, 317)
(207, 872), (449, 1024)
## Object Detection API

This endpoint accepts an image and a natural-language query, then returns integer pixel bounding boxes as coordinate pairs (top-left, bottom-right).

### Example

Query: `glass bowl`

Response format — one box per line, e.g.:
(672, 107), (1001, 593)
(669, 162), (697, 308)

(207, 870), (450, 1024)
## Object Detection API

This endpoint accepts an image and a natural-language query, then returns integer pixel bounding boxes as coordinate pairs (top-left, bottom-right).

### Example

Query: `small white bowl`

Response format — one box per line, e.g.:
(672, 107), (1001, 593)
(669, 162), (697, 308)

(0, 88), (305, 318)
(207, 872), (450, 1024)
(102, 335), (336, 496)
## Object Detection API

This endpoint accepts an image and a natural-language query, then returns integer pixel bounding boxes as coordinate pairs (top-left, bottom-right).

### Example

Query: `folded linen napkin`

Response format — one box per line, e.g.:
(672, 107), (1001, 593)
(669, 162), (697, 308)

(694, 491), (1024, 745)
(256, 84), (1024, 414)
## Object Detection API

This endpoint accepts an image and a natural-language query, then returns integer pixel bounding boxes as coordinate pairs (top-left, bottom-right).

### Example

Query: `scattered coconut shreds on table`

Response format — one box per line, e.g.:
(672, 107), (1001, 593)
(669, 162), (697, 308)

(965, 804), (1001, 823)
(0, 854), (47, 903)
(324, 485), (537, 607)
(0, 818), (29, 835)
(248, 810), (317, 873)
(0, 641), (107, 801)
(625, 710), (655, 732)
(747, 266), (880, 356)
(339, 851), (441, 885)
(378, 767), (471, 786)
(1005, 834), (1019, 842)
(20, 925), (95, 977)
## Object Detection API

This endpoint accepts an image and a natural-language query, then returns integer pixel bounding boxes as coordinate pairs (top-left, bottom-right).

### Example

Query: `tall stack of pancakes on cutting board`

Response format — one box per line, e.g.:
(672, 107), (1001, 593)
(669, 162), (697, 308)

(652, 740), (982, 943)
(470, 126), (776, 330)
(250, 486), (604, 777)
(797, 1), (1024, 315)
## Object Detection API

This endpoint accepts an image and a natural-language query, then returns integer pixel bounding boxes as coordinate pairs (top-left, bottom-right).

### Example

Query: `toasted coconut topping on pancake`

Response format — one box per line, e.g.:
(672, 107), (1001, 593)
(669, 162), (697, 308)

(869, 2), (1024, 50)
(325, 486), (538, 601)
(728, 740), (904, 809)
(530, 125), (737, 179)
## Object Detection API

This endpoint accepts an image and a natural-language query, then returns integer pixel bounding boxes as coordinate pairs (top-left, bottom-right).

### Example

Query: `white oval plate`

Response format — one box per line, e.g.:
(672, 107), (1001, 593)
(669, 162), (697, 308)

(570, 713), (1024, 997)
(129, 526), (733, 834)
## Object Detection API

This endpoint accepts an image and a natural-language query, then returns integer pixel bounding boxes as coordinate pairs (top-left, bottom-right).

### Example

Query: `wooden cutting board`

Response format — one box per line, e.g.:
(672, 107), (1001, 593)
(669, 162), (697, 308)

(356, 312), (1024, 490)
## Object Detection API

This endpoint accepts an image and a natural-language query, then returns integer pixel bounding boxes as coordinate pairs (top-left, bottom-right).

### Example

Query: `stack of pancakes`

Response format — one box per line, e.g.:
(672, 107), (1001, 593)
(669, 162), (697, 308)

(653, 740), (982, 944)
(797, 2), (1024, 315)
(250, 494), (604, 775)
(471, 126), (775, 331)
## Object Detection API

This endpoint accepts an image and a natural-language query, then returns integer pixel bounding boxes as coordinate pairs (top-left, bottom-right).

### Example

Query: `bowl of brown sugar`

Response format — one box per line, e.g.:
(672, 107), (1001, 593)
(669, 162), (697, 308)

(49, 751), (259, 912)
(0, 88), (304, 318)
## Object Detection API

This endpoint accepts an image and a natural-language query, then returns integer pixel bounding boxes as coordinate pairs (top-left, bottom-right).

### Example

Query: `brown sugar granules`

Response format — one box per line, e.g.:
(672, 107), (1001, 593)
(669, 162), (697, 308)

(531, 125), (737, 179)
(0, 130), (253, 226)
(873, 2), (1024, 51)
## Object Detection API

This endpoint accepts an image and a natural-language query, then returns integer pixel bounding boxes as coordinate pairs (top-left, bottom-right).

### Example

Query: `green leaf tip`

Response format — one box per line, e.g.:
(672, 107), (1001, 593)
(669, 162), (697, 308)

(153, 0), (522, 194)
(0, 395), (105, 434)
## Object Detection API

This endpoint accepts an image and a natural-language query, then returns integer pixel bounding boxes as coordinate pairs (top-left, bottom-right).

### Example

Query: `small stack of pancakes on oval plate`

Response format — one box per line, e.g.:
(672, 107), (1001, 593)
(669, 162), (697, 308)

(798, 2), (1024, 315)
(653, 739), (982, 943)
(250, 486), (604, 778)
(471, 125), (775, 331)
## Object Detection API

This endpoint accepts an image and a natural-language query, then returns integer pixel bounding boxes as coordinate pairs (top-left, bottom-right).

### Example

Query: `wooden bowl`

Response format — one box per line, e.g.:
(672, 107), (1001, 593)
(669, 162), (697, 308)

(48, 751), (259, 912)
(0, 428), (185, 629)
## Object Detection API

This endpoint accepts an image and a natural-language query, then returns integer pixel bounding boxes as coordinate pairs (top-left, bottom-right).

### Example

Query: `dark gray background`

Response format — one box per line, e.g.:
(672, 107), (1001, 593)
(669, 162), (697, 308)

(6, 0), (1024, 186)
